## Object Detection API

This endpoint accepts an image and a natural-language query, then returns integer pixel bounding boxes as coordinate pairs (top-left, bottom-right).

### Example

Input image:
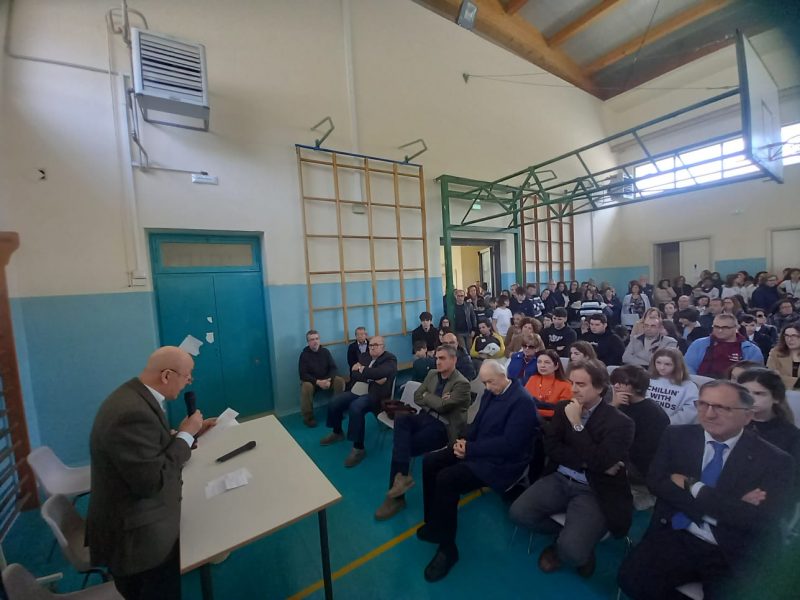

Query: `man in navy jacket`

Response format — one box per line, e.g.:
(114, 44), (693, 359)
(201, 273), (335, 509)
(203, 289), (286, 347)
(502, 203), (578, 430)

(618, 380), (795, 599)
(417, 360), (539, 582)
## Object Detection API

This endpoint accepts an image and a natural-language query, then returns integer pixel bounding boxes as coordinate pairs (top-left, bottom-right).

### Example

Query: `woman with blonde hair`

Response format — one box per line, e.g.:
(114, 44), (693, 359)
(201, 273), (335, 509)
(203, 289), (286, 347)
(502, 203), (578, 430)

(646, 347), (698, 425)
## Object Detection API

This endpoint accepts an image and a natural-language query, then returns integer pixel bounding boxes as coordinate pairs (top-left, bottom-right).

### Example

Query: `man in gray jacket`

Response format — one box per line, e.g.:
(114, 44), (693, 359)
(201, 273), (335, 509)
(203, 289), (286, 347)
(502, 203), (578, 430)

(88, 346), (214, 600)
(622, 311), (677, 368)
(374, 344), (471, 520)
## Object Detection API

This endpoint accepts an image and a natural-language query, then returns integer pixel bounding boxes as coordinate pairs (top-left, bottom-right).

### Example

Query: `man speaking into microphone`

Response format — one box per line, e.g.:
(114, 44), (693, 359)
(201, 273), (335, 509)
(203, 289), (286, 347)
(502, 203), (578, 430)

(87, 346), (215, 600)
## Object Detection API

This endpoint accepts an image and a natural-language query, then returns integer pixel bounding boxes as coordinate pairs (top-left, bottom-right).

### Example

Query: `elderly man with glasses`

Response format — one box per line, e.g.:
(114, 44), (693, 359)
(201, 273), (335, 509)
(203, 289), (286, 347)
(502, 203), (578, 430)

(320, 336), (397, 467)
(685, 314), (764, 378)
(618, 380), (795, 599)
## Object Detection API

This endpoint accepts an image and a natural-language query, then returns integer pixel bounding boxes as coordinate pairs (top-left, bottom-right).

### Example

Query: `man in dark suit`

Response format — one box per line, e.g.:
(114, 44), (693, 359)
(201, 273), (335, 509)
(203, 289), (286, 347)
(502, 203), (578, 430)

(374, 344), (471, 521)
(618, 380), (796, 600)
(417, 360), (539, 582)
(321, 336), (397, 467)
(509, 359), (634, 579)
(87, 346), (212, 600)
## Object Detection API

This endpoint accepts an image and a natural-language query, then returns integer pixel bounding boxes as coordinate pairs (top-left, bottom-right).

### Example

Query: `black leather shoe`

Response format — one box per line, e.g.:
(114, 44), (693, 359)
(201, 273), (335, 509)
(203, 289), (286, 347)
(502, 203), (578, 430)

(416, 525), (438, 544)
(576, 551), (596, 578)
(423, 548), (459, 582)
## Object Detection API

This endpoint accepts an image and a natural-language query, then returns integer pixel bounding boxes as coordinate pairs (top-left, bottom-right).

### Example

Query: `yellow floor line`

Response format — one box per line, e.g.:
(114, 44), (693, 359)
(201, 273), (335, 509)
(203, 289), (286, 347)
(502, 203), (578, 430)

(286, 488), (487, 600)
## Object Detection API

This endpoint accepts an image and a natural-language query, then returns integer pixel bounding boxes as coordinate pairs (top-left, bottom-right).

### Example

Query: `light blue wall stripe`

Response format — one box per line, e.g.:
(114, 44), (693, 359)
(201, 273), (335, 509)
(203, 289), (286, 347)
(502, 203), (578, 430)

(10, 298), (39, 448)
(715, 258), (766, 277)
(18, 292), (158, 465)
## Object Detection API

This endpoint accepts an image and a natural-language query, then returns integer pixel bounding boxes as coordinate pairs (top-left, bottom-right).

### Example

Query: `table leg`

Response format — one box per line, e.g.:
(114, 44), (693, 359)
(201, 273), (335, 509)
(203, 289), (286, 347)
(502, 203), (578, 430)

(200, 563), (214, 600)
(318, 509), (333, 600)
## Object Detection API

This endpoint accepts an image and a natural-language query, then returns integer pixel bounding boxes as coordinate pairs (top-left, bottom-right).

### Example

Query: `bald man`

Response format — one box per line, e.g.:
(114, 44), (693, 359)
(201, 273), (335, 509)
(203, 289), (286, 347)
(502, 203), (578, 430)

(87, 346), (212, 600)
(321, 336), (397, 467)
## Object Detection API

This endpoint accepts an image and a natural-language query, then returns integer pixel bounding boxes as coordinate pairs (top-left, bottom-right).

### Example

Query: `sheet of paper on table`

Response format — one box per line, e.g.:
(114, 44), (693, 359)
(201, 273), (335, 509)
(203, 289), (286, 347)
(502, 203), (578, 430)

(197, 407), (239, 447)
(204, 467), (253, 499)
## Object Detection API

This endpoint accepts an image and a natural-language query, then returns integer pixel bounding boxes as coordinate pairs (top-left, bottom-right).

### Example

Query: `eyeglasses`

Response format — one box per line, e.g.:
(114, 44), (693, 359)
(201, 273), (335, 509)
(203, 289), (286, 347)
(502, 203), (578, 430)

(523, 344), (538, 350)
(784, 333), (800, 339)
(368, 343), (384, 348)
(694, 400), (752, 415)
(163, 368), (193, 382)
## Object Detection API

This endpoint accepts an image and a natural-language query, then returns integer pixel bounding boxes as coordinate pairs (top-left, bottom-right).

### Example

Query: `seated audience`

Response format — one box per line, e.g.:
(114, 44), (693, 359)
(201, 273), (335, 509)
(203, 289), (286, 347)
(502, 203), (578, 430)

(610, 365), (669, 481)
(412, 311), (438, 355)
(438, 315), (451, 333)
(778, 268), (800, 298)
(618, 381), (795, 600)
(510, 360), (634, 579)
(753, 308), (779, 348)
(375, 345), (471, 521)
(347, 326), (370, 369)
(410, 341), (431, 382)
(766, 325), (800, 389)
(579, 313), (624, 366)
(505, 317), (540, 357)
(499, 309), (524, 346)
(511, 287), (536, 318)
(441, 331), (477, 381)
(299, 329), (346, 427)
(677, 308), (708, 345)
(699, 298), (723, 331)
(739, 314), (774, 359)
(622, 282), (651, 328)
(662, 301), (677, 324)
(751, 273), (781, 310)
(721, 296), (744, 320)
(418, 360), (539, 582)
(660, 320), (687, 354)
(470, 320), (505, 360)
(506, 333), (541, 386)
(526, 284), (546, 318)
(720, 272), (746, 301)
(568, 341), (597, 370)
(541, 313), (553, 330)
(543, 308), (577, 358)
(525, 349), (572, 419)
(622, 309), (678, 368)
(638, 275), (655, 302)
(770, 299), (800, 332)
(673, 276), (693, 299)
(693, 277), (720, 302)
(647, 347), (698, 425)
(736, 368), (800, 498)
(653, 279), (676, 309)
(603, 288), (622, 327)
(685, 314), (765, 378)
(725, 359), (764, 382)
(320, 336), (397, 467)
(676, 294), (693, 311)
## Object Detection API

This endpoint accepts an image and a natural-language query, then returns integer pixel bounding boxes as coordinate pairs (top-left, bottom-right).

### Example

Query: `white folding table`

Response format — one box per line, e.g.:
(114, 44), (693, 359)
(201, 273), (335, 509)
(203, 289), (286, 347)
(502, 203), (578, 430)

(180, 415), (341, 599)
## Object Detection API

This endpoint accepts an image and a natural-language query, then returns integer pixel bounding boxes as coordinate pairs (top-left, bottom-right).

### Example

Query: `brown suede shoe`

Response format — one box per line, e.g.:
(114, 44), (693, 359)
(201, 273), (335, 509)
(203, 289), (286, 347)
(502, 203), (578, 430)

(319, 432), (345, 446)
(344, 448), (366, 467)
(387, 473), (415, 498)
(374, 496), (406, 521)
(538, 545), (561, 573)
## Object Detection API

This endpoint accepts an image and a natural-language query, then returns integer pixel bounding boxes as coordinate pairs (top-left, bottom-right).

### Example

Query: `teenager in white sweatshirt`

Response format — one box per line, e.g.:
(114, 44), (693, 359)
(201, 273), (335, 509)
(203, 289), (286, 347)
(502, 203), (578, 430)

(646, 347), (698, 425)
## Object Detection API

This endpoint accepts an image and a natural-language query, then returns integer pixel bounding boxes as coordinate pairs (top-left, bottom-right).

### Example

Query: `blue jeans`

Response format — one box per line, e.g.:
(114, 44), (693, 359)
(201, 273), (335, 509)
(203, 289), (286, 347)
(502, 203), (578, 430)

(325, 391), (375, 447)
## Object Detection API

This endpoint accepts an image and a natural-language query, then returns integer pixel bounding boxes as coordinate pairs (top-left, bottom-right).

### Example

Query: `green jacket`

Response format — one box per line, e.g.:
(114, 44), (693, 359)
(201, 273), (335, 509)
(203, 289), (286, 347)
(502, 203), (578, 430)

(414, 368), (471, 444)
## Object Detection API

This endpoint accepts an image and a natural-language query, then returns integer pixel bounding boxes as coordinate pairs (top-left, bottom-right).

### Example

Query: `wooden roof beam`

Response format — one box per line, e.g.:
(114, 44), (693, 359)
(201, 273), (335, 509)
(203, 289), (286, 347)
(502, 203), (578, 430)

(584, 0), (731, 76)
(505, 0), (529, 15)
(412, 0), (600, 96)
(547, 0), (626, 47)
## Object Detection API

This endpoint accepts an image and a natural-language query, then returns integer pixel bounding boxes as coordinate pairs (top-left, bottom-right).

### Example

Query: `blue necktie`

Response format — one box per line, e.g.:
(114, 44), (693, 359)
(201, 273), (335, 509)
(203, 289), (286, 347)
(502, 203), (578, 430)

(672, 441), (727, 530)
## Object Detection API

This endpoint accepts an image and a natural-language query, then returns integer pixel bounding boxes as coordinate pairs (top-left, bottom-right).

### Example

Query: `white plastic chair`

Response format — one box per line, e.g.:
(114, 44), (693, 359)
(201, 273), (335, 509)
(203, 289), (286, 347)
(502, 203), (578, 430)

(467, 392), (483, 425)
(560, 357), (569, 371)
(27, 447), (91, 498)
(690, 374), (714, 388)
(676, 582), (704, 599)
(2, 564), (122, 600)
(607, 365), (619, 374)
(41, 495), (109, 588)
(469, 377), (485, 399)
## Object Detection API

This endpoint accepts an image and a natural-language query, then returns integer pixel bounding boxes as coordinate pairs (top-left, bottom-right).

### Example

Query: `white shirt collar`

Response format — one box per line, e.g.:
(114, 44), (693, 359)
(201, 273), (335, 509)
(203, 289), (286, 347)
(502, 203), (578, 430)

(703, 428), (744, 452)
(143, 383), (167, 413)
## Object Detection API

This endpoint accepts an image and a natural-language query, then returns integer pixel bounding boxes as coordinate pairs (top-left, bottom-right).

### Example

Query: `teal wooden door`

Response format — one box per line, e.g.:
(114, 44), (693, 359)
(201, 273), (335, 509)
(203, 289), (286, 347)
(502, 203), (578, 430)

(150, 235), (272, 425)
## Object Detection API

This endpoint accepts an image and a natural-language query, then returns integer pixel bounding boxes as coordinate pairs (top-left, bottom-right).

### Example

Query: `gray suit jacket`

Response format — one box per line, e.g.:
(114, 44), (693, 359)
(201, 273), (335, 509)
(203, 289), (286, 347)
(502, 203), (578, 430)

(87, 378), (191, 576)
(414, 369), (471, 444)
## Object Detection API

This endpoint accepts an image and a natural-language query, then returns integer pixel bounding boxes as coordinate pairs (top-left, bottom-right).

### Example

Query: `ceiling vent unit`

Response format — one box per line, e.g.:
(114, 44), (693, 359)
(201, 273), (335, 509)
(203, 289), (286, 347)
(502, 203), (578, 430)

(131, 28), (209, 131)
(607, 172), (635, 200)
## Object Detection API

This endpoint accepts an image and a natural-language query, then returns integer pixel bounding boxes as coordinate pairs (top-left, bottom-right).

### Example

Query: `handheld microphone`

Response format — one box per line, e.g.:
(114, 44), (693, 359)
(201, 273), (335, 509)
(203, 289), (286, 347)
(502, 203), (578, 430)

(216, 441), (257, 463)
(184, 391), (197, 417)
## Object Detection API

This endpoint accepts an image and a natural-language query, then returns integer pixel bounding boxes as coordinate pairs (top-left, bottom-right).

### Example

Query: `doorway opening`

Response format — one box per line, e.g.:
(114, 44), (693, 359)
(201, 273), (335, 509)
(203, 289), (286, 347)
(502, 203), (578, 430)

(440, 238), (501, 298)
(654, 238), (711, 284)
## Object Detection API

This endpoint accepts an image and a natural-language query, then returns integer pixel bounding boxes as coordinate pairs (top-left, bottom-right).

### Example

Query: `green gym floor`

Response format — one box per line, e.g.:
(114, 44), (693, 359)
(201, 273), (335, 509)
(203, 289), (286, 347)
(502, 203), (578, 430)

(3, 412), (662, 600)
